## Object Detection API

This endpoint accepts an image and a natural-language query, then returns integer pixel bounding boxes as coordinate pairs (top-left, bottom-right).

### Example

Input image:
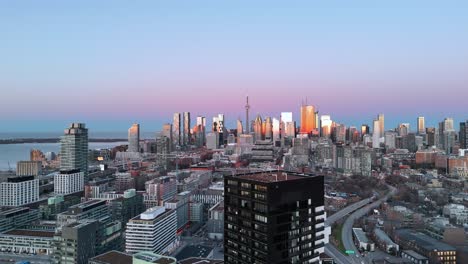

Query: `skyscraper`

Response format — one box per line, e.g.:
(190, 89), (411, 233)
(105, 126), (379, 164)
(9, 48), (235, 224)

(398, 123), (410, 136)
(173, 113), (181, 147)
(264, 117), (273, 141)
(224, 171), (327, 264)
(245, 96), (250, 134)
(254, 114), (263, 141)
(417, 117), (425, 135)
(183, 112), (191, 145)
(361, 124), (370, 135)
(272, 118), (280, 141)
(60, 123), (88, 182)
(320, 115), (333, 137)
(280, 112), (294, 138)
(236, 119), (243, 136)
(300, 104), (317, 134)
(460, 121), (468, 149)
(372, 119), (381, 148)
(161, 123), (173, 151)
(128, 124), (140, 153)
(377, 114), (385, 138)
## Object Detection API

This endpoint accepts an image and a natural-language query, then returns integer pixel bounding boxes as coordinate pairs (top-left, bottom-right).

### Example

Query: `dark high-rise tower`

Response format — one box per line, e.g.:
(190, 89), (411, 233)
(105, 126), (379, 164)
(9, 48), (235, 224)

(460, 121), (468, 149)
(245, 96), (250, 134)
(224, 171), (326, 264)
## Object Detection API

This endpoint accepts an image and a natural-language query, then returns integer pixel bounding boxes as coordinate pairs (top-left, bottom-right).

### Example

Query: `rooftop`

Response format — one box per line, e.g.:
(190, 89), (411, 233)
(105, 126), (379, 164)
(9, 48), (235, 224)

(231, 170), (313, 183)
(178, 258), (224, 264)
(402, 250), (428, 260)
(133, 252), (176, 264)
(88, 250), (133, 264)
(396, 229), (456, 251)
(352, 228), (370, 243)
(4, 229), (55, 238)
(175, 245), (214, 261)
(374, 229), (397, 246)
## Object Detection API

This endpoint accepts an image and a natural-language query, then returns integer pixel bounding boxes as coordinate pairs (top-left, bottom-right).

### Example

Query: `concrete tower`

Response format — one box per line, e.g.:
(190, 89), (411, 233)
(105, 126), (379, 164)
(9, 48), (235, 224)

(245, 96), (250, 134)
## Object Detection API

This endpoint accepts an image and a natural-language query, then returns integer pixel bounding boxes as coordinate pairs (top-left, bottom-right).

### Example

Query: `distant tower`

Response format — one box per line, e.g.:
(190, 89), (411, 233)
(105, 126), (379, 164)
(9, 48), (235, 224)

(254, 114), (263, 141)
(173, 113), (181, 147)
(183, 112), (191, 146)
(417, 117), (425, 135)
(264, 117), (273, 141)
(60, 123), (88, 182)
(245, 96), (250, 134)
(236, 120), (243, 136)
(128, 124), (140, 152)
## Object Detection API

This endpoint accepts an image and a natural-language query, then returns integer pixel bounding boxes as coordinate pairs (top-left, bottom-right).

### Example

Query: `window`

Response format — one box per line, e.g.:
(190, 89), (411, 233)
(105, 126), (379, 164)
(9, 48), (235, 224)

(254, 185), (267, 192)
(254, 193), (266, 200)
(241, 182), (251, 188)
(228, 180), (238, 186)
(255, 214), (268, 223)
(254, 203), (267, 213)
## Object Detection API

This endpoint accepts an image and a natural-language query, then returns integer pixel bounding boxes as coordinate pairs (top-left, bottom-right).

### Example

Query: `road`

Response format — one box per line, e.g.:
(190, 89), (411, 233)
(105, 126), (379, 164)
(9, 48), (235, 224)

(324, 186), (397, 264)
(341, 186), (397, 264)
(326, 198), (372, 225)
(325, 198), (374, 264)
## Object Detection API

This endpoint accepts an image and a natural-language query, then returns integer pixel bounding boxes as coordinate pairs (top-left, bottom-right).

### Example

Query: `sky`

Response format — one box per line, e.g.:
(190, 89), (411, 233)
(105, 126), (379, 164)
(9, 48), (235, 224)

(1, 1), (467, 134)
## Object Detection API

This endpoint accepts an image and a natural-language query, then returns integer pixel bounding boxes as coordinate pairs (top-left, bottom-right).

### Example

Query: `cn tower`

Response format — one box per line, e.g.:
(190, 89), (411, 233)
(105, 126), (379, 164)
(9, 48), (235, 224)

(245, 96), (250, 134)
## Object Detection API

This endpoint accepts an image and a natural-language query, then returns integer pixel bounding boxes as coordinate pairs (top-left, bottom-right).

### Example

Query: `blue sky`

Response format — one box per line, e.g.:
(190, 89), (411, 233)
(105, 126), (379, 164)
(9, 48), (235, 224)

(0, 1), (467, 133)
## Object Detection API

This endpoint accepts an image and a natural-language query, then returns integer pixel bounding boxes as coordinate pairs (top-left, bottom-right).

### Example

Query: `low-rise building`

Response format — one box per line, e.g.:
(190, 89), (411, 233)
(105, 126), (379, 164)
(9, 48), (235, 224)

(0, 229), (54, 256)
(352, 228), (375, 251)
(401, 250), (429, 264)
(0, 207), (40, 233)
(373, 228), (399, 254)
(394, 229), (456, 264)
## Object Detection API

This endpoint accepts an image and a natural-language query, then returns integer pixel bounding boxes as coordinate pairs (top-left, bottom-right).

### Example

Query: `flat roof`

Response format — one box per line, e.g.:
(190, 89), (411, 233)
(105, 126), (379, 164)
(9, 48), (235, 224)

(4, 229), (54, 238)
(396, 229), (456, 251)
(374, 228), (397, 246)
(134, 252), (176, 264)
(175, 245), (214, 261)
(230, 171), (314, 183)
(353, 228), (370, 243)
(178, 258), (224, 264)
(402, 250), (428, 260)
(90, 250), (132, 264)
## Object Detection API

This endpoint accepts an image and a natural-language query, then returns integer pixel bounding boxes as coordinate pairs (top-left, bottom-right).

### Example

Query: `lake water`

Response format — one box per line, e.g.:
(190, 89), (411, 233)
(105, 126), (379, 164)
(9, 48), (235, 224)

(0, 131), (159, 170)
(0, 142), (128, 170)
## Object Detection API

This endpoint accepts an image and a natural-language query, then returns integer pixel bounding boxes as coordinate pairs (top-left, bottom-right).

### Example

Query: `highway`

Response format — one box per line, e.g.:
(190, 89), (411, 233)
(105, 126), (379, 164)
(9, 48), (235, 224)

(325, 198), (374, 264)
(324, 186), (397, 264)
(341, 186), (397, 264)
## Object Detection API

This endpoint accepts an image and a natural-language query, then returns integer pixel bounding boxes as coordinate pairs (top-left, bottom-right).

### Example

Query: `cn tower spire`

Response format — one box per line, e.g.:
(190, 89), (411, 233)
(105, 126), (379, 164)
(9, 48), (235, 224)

(245, 95), (250, 134)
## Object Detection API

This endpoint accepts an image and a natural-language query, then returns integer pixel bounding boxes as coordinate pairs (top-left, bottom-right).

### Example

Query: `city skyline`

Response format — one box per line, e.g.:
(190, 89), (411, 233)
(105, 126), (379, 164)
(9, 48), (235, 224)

(1, 1), (467, 132)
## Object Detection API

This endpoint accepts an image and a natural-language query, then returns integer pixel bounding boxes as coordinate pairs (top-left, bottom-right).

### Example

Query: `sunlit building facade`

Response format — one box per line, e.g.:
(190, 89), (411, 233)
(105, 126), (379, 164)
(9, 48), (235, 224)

(128, 123), (140, 153)
(417, 116), (425, 135)
(300, 104), (318, 134)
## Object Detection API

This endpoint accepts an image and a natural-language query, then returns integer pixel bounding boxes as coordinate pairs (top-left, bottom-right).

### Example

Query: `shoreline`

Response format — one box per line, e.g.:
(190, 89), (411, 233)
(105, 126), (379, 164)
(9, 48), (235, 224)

(0, 138), (128, 145)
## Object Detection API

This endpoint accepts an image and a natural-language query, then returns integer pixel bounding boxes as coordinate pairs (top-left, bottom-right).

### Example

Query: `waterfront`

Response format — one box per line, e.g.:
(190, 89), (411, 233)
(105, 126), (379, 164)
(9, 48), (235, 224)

(0, 142), (127, 170)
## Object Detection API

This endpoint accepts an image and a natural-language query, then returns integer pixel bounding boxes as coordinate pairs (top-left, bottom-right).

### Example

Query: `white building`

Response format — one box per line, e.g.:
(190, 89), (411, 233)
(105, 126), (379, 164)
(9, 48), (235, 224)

(16, 161), (42, 176)
(443, 204), (468, 225)
(54, 170), (84, 195)
(206, 132), (220, 150)
(0, 176), (39, 207)
(353, 228), (375, 252)
(126, 206), (177, 255)
(128, 123), (140, 153)
(372, 119), (381, 148)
